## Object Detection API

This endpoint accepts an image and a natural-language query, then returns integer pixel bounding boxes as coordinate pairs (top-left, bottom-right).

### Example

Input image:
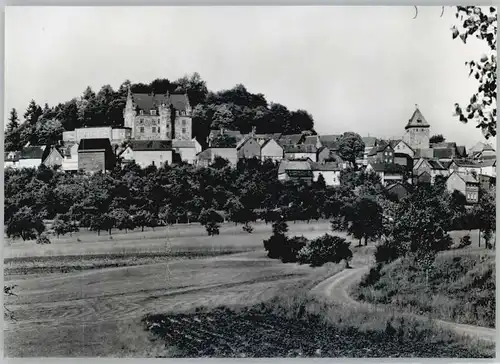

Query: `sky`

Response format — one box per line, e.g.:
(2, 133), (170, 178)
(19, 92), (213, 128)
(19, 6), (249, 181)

(5, 6), (496, 148)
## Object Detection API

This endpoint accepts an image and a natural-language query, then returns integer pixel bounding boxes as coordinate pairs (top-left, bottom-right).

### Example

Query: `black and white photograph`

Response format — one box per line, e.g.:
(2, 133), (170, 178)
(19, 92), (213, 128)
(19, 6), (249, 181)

(3, 5), (497, 358)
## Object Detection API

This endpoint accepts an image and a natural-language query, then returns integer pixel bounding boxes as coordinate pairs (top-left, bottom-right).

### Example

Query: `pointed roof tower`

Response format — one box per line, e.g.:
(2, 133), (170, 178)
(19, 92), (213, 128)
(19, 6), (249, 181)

(405, 104), (430, 130)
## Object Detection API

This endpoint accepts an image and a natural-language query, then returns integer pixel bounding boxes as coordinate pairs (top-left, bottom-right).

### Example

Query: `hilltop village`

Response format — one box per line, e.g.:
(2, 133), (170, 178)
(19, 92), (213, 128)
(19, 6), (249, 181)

(4, 89), (496, 204)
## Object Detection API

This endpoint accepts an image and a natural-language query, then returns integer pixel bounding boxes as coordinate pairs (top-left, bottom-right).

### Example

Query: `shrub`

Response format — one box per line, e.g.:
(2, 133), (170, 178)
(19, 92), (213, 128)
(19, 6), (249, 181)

(205, 221), (220, 236)
(263, 234), (287, 259)
(458, 234), (472, 249)
(297, 234), (353, 267)
(242, 222), (253, 233)
(281, 236), (309, 263)
(36, 233), (51, 245)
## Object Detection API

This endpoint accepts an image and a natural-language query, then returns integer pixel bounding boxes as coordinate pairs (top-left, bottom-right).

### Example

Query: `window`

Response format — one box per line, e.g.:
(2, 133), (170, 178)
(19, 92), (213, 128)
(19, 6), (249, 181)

(140, 118), (144, 124)
(152, 127), (156, 133)
(140, 110), (144, 115)
(167, 124), (170, 129)
(182, 119), (186, 126)
(160, 154), (163, 160)
(140, 127), (144, 133)
(152, 119), (156, 125)
(158, 127), (160, 133)
(151, 110), (156, 116)
(182, 128), (186, 134)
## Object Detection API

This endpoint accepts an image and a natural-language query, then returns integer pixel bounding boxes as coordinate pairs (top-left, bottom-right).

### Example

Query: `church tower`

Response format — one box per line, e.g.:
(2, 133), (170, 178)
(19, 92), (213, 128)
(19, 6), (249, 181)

(123, 85), (137, 138)
(403, 105), (430, 151)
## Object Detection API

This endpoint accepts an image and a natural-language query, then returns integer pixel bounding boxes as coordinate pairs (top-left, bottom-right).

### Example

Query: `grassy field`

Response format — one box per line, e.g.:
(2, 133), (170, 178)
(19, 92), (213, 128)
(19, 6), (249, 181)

(4, 222), (493, 357)
(355, 248), (495, 328)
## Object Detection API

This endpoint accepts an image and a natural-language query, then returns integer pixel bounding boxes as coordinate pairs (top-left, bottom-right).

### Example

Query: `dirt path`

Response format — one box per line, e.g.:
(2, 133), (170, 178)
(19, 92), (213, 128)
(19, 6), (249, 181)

(310, 266), (497, 344)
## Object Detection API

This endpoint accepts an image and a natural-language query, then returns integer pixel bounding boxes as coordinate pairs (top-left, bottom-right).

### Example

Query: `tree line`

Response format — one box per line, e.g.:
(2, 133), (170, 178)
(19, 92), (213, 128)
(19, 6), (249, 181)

(5, 73), (316, 152)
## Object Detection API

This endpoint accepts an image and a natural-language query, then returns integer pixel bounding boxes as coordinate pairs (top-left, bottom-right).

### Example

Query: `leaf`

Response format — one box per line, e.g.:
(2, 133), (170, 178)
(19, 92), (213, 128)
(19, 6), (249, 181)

(452, 27), (460, 39)
(459, 33), (468, 43)
(490, 6), (495, 13)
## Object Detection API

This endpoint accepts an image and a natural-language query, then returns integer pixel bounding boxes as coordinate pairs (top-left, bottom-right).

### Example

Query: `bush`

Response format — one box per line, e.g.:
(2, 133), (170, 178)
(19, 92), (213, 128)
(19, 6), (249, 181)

(297, 234), (352, 267)
(205, 221), (220, 236)
(263, 233), (287, 259)
(458, 234), (472, 249)
(36, 233), (51, 245)
(242, 222), (253, 233)
(281, 236), (309, 263)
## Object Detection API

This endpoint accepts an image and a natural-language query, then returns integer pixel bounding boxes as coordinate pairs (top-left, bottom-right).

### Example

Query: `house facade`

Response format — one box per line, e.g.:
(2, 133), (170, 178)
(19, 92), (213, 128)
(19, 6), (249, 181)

(403, 106), (430, 151)
(366, 163), (406, 186)
(237, 136), (261, 159)
(277, 159), (313, 183)
(63, 126), (132, 145)
(390, 139), (414, 158)
(316, 146), (331, 163)
(78, 138), (116, 173)
(172, 139), (201, 164)
(283, 144), (317, 162)
(120, 140), (173, 168)
(42, 146), (64, 168)
(446, 172), (479, 204)
(386, 182), (409, 200)
(367, 143), (394, 164)
(61, 143), (79, 172)
(310, 162), (341, 186)
(197, 148), (238, 167)
(4, 151), (19, 169)
(260, 139), (284, 162)
(123, 87), (192, 141)
(17, 146), (47, 169)
(413, 158), (449, 184)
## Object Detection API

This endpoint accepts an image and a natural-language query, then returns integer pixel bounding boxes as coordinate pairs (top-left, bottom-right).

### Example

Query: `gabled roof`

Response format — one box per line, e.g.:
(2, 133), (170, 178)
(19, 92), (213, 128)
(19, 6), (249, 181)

(433, 148), (455, 159)
(368, 142), (393, 156)
(277, 134), (304, 146)
(405, 107), (430, 129)
(452, 159), (481, 168)
(4, 151), (20, 162)
(78, 138), (112, 152)
(19, 146), (46, 160)
(440, 160), (453, 169)
(303, 135), (320, 146)
(278, 159), (312, 174)
(283, 144), (317, 153)
(209, 129), (243, 141)
(236, 136), (259, 150)
(327, 152), (344, 163)
(432, 142), (457, 149)
(427, 159), (446, 170)
(386, 182), (408, 193)
(261, 138), (282, 149)
(450, 171), (478, 184)
(483, 143), (495, 151)
(388, 139), (402, 148)
(131, 93), (189, 111)
(172, 140), (196, 148)
(127, 140), (172, 151)
(310, 161), (341, 171)
(319, 134), (342, 143)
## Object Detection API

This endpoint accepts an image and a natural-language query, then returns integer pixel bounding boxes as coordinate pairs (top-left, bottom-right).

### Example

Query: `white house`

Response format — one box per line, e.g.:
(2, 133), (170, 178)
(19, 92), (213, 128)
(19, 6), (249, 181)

(366, 162), (407, 186)
(446, 171), (479, 204)
(120, 140), (173, 168)
(389, 139), (415, 158)
(283, 144), (317, 162)
(17, 146), (47, 169)
(310, 161), (341, 186)
(61, 142), (79, 172)
(172, 139), (202, 164)
(261, 138), (284, 162)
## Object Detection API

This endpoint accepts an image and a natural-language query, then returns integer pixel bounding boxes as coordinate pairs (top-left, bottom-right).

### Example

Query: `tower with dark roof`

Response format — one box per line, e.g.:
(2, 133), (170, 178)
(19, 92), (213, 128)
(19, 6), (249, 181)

(123, 86), (192, 141)
(402, 105), (430, 151)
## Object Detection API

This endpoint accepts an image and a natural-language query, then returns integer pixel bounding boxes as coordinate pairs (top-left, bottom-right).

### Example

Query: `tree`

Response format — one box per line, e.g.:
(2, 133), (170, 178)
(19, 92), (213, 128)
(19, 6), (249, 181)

(211, 104), (234, 129)
(52, 213), (79, 238)
(6, 206), (45, 241)
(429, 134), (445, 144)
(133, 209), (156, 232)
(297, 234), (353, 267)
(451, 6), (497, 138)
(472, 188), (495, 248)
(35, 118), (64, 145)
(110, 208), (134, 233)
(338, 132), (365, 169)
(211, 134), (237, 148)
(198, 208), (223, 236)
(5, 108), (22, 152)
(348, 197), (384, 246)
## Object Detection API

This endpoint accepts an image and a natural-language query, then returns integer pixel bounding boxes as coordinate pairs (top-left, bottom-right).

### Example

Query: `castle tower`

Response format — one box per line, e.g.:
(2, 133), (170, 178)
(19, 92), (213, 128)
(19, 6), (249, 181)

(123, 85), (137, 138)
(403, 105), (430, 151)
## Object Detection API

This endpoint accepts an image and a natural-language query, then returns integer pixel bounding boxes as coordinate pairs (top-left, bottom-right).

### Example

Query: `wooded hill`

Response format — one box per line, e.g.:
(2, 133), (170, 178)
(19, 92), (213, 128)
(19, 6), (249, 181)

(5, 72), (316, 151)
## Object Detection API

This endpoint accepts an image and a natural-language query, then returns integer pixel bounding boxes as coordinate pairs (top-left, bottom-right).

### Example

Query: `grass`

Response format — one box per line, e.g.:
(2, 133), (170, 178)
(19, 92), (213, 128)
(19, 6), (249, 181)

(142, 288), (494, 358)
(355, 250), (495, 328)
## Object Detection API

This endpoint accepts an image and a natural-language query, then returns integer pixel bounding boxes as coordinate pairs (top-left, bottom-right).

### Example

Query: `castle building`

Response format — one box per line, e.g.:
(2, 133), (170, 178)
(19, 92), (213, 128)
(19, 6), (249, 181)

(123, 87), (192, 141)
(403, 105), (430, 151)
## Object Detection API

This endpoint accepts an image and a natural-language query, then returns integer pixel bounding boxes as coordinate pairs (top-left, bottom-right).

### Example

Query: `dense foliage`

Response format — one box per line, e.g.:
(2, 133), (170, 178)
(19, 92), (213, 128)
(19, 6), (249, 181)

(451, 6), (497, 138)
(5, 73), (316, 151)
